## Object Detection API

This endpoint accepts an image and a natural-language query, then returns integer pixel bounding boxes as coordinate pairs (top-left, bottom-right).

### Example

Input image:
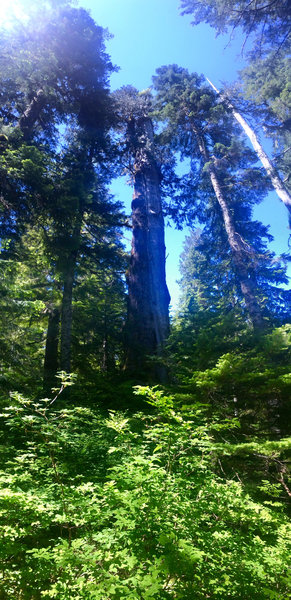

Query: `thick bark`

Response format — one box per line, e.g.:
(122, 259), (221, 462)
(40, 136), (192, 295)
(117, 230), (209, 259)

(191, 120), (265, 329)
(18, 89), (46, 140)
(43, 305), (60, 391)
(60, 217), (82, 372)
(206, 78), (291, 220)
(125, 117), (170, 374)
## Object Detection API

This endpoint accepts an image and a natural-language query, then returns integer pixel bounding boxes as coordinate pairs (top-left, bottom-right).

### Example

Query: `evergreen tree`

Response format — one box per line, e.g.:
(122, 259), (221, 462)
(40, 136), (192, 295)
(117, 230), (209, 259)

(113, 87), (170, 376)
(179, 0), (291, 218)
(0, 0), (126, 387)
(0, 226), (58, 392)
(206, 78), (291, 219)
(152, 65), (289, 328)
(36, 132), (126, 382)
(168, 227), (290, 376)
(242, 54), (291, 201)
(0, 0), (115, 238)
(180, 0), (290, 57)
(0, 1), (114, 140)
(0, 197), (127, 392)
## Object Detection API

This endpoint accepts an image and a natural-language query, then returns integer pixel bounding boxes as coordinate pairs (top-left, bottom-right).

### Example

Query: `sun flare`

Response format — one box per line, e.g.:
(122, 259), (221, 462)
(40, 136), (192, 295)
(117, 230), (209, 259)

(0, 0), (29, 28)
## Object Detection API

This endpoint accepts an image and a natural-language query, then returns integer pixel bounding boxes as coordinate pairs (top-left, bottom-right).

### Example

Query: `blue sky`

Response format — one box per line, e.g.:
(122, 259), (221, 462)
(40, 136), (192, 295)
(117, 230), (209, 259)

(5, 0), (288, 308)
(78, 0), (291, 307)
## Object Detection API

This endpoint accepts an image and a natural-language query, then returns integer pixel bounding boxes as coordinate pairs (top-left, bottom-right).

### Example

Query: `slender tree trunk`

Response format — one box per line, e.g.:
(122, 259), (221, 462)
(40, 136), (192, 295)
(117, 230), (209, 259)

(60, 216), (82, 372)
(100, 285), (115, 372)
(191, 120), (265, 329)
(60, 254), (75, 372)
(18, 89), (46, 140)
(43, 305), (60, 391)
(125, 117), (170, 375)
(206, 78), (291, 220)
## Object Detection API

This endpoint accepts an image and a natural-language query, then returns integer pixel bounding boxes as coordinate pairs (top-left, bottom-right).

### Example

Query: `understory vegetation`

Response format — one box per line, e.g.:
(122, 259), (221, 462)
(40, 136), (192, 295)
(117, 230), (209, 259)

(0, 326), (290, 599)
(0, 0), (290, 598)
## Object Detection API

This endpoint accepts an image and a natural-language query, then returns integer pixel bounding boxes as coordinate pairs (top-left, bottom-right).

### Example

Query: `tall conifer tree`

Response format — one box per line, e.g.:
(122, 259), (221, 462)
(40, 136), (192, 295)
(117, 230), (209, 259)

(114, 87), (170, 375)
(153, 65), (288, 328)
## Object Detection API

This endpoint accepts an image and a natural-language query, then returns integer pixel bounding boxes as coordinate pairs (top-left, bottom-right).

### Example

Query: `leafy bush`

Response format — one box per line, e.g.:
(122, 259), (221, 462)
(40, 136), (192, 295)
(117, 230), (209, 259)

(0, 382), (290, 599)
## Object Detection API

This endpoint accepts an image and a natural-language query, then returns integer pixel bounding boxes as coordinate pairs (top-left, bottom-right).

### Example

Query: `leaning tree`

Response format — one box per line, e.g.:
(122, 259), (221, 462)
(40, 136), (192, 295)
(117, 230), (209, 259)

(153, 65), (289, 330)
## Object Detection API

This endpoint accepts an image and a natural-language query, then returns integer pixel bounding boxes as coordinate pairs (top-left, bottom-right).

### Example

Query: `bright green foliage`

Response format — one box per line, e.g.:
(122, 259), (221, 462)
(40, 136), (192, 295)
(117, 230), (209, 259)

(0, 4), (290, 598)
(0, 227), (58, 392)
(0, 214), (127, 391)
(169, 298), (291, 423)
(0, 381), (290, 599)
(191, 326), (291, 428)
(166, 227), (290, 377)
(0, 0), (126, 382)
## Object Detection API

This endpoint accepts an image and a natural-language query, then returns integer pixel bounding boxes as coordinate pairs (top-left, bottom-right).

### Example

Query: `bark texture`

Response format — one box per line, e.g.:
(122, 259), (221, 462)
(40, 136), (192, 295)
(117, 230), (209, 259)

(60, 256), (75, 372)
(60, 217), (82, 372)
(206, 78), (291, 220)
(100, 288), (115, 373)
(191, 120), (265, 329)
(126, 117), (170, 374)
(43, 305), (60, 391)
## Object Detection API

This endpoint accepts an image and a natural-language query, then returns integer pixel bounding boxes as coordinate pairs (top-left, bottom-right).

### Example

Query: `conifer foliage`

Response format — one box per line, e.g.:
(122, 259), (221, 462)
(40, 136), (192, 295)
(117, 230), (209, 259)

(113, 87), (170, 375)
(0, 0), (126, 384)
(152, 65), (288, 328)
(0, 2), (290, 600)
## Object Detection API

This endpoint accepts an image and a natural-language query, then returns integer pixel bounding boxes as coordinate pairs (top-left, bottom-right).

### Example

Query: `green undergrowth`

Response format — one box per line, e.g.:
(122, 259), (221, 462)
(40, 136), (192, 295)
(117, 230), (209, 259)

(0, 381), (290, 599)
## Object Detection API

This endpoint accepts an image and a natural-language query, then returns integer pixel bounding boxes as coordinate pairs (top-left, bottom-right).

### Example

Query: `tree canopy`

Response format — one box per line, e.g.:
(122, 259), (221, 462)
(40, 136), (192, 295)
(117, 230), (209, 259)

(0, 2), (290, 599)
(180, 0), (290, 56)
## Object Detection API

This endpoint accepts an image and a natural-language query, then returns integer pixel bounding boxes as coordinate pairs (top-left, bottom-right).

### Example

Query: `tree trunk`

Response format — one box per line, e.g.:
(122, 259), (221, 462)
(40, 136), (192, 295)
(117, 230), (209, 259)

(60, 217), (82, 372)
(206, 78), (291, 221)
(18, 89), (46, 140)
(60, 254), (75, 373)
(100, 285), (115, 373)
(191, 120), (265, 329)
(43, 305), (60, 392)
(125, 117), (170, 375)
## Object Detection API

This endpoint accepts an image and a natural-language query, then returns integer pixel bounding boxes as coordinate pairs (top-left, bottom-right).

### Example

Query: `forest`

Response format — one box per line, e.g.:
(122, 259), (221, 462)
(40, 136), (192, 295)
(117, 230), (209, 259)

(0, 0), (290, 598)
